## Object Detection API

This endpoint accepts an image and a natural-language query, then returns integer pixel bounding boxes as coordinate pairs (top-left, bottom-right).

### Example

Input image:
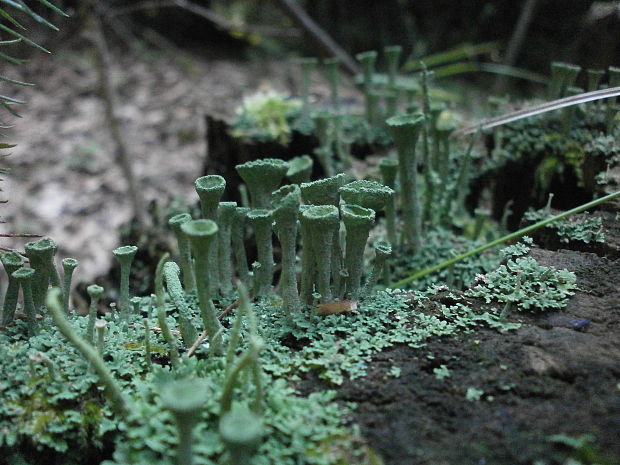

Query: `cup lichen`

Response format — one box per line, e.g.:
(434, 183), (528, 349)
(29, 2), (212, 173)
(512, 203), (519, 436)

(341, 204), (376, 298)
(272, 184), (302, 315)
(168, 213), (196, 292)
(247, 209), (275, 296)
(1, 251), (25, 325)
(12, 267), (37, 336)
(236, 158), (289, 209)
(386, 112), (425, 250)
(300, 205), (340, 303)
(112, 245), (138, 323)
(61, 258), (78, 314)
(181, 219), (223, 355)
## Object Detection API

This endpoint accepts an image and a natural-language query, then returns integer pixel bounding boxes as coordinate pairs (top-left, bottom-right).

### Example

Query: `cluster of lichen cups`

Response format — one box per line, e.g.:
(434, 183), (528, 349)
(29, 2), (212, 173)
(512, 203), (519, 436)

(172, 157), (400, 317)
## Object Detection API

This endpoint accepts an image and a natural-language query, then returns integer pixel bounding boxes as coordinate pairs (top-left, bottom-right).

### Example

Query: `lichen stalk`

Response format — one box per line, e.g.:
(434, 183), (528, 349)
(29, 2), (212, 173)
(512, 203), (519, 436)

(379, 158), (399, 245)
(298, 57), (318, 114)
(324, 57), (341, 111)
(300, 174), (348, 295)
(155, 255), (181, 368)
(61, 258), (78, 314)
(219, 408), (263, 465)
(247, 209), (274, 296)
(168, 213), (196, 292)
(341, 205), (376, 298)
(143, 317), (152, 370)
(160, 379), (209, 465)
(163, 261), (198, 347)
(356, 50), (378, 122)
(299, 205), (316, 304)
(362, 240), (392, 298)
(181, 219), (223, 355)
(386, 112), (425, 250)
(301, 205), (339, 303)
(195, 175), (226, 293)
(112, 245), (138, 323)
(12, 268), (37, 336)
(46, 288), (129, 415)
(217, 202), (237, 296)
(1, 252), (24, 325)
(25, 238), (59, 311)
(272, 185), (302, 316)
(231, 207), (251, 286)
(384, 45), (402, 88)
(86, 284), (104, 344)
(95, 319), (106, 354)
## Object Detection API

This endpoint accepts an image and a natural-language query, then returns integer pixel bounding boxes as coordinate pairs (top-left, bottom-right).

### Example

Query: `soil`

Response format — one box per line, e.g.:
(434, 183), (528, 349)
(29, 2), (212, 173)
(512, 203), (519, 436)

(1, 38), (297, 283)
(319, 207), (620, 465)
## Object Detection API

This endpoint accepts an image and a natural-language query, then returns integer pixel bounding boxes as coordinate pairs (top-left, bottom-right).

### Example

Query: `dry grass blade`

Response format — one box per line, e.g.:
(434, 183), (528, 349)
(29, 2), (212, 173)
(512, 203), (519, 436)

(453, 86), (620, 137)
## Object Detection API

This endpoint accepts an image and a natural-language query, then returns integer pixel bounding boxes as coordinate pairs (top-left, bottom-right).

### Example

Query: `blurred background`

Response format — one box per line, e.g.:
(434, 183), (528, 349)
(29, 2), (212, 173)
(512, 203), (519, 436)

(1, 0), (619, 285)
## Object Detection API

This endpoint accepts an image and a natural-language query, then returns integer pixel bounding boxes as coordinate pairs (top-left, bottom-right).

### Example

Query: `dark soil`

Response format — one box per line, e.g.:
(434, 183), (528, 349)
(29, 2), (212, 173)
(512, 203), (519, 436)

(330, 212), (620, 465)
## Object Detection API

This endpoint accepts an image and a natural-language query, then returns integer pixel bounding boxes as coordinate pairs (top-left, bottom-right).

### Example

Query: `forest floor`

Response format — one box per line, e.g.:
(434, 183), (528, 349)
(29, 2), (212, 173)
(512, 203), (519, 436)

(1, 38), (297, 282)
(2, 33), (619, 465)
(300, 202), (620, 465)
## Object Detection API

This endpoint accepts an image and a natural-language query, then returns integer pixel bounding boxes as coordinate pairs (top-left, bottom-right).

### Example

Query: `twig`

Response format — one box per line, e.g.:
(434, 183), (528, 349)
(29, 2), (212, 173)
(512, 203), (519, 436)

(186, 299), (239, 357)
(273, 0), (360, 75)
(453, 86), (620, 137)
(0, 233), (42, 238)
(106, 0), (300, 38)
(493, 0), (540, 93)
(83, 3), (147, 226)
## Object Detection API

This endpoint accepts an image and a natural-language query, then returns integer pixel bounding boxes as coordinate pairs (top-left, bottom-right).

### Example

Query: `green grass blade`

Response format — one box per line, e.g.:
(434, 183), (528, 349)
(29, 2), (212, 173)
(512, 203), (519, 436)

(427, 61), (548, 84)
(0, 6), (26, 29)
(403, 41), (500, 72)
(454, 86), (620, 137)
(1, 101), (22, 117)
(36, 0), (68, 17)
(0, 75), (33, 86)
(0, 94), (25, 104)
(390, 190), (620, 288)
(0, 50), (27, 64)
(0, 38), (22, 45)
(0, 23), (50, 53)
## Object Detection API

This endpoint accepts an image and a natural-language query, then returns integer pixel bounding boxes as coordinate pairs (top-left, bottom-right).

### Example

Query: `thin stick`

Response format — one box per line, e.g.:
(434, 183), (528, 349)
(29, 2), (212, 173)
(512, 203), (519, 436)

(274, 0), (360, 75)
(186, 299), (239, 357)
(453, 86), (620, 137)
(390, 190), (620, 288)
